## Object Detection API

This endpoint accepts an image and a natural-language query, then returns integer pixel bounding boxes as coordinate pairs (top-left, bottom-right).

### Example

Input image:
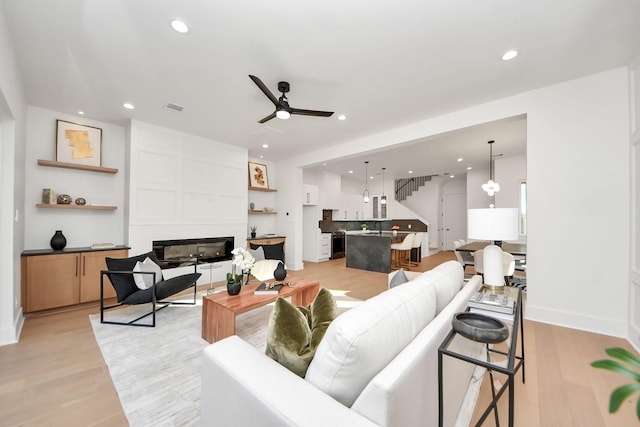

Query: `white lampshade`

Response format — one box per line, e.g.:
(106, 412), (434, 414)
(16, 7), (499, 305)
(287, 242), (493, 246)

(467, 208), (519, 242)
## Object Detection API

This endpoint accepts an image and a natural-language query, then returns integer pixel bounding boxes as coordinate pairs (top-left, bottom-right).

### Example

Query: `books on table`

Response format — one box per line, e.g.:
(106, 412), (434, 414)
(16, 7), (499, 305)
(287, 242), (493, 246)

(254, 282), (284, 295)
(469, 307), (515, 322)
(468, 292), (515, 315)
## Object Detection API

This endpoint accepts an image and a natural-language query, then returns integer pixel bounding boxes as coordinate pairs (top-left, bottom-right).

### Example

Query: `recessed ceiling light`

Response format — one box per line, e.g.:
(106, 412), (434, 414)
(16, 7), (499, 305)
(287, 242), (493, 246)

(123, 103), (135, 110)
(262, 144), (269, 148)
(338, 115), (346, 121)
(370, 176), (374, 180)
(260, 155), (264, 158)
(348, 170), (353, 174)
(502, 50), (518, 61)
(450, 175), (455, 178)
(467, 166), (473, 170)
(457, 158), (463, 162)
(322, 163), (327, 166)
(78, 111), (85, 115)
(170, 19), (189, 34)
(408, 170), (413, 174)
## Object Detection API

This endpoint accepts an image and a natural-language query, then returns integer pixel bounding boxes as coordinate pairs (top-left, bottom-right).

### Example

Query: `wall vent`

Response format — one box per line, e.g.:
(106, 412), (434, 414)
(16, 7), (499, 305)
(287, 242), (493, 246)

(165, 103), (185, 112)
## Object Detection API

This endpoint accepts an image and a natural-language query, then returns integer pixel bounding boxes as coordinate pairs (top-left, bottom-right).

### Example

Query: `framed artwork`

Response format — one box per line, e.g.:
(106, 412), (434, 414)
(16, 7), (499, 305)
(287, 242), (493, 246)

(248, 162), (269, 189)
(56, 119), (102, 167)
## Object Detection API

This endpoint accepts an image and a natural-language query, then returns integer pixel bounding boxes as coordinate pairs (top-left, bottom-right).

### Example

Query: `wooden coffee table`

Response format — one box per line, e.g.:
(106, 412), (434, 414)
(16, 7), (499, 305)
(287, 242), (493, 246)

(201, 276), (320, 343)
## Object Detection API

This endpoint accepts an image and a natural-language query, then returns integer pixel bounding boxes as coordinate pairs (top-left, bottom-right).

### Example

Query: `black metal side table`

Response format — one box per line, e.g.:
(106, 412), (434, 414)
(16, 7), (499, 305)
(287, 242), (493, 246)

(438, 287), (525, 427)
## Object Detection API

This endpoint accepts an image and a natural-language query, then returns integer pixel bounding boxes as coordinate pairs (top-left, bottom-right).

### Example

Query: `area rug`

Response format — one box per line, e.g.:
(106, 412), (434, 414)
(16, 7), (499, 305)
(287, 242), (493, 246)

(89, 289), (361, 427)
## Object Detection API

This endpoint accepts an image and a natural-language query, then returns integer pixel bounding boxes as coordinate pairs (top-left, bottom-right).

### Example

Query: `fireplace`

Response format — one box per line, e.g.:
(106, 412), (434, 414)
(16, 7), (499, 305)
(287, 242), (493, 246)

(152, 236), (234, 269)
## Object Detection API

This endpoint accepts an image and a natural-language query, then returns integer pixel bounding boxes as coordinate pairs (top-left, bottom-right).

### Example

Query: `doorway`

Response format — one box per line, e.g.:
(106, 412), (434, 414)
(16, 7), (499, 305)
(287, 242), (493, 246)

(443, 193), (467, 251)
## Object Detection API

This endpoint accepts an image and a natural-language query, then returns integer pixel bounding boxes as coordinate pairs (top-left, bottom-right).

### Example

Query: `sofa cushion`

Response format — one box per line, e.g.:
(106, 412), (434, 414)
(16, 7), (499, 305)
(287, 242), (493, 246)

(305, 279), (438, 407)
(414, 260), (463, 314)
(265, 288), (337, 377)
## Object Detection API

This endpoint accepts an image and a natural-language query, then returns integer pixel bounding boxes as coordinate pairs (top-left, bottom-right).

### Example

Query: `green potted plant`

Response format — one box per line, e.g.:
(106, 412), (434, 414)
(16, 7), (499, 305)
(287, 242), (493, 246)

(250, 225), (257, 238)
(591, 347), (640, 420)
(361, 223), (367, 230)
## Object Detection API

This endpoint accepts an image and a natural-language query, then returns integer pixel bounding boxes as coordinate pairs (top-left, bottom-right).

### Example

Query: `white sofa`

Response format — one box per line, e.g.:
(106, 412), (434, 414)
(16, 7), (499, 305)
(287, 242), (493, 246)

(201, 261), (483, 427)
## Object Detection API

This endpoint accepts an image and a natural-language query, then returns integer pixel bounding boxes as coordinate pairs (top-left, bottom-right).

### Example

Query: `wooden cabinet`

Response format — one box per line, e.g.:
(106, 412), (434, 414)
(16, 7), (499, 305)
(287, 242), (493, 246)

(247, 237), (285, 247)
(22, 247), (128, 312)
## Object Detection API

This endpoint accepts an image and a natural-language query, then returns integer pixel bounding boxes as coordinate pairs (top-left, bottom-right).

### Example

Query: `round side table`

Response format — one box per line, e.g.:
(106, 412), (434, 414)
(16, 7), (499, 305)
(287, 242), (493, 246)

(200, 264), (222, 294)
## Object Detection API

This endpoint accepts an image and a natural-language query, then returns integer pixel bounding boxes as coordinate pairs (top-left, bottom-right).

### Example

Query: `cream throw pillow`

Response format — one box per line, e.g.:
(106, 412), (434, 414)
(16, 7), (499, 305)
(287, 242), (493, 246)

(133, 257), (163, 290)
(251, 259), (283, 281)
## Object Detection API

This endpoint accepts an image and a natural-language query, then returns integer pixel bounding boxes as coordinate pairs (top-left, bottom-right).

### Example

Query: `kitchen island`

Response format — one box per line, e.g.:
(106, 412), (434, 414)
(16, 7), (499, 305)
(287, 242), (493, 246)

(346, 231), (405, 273)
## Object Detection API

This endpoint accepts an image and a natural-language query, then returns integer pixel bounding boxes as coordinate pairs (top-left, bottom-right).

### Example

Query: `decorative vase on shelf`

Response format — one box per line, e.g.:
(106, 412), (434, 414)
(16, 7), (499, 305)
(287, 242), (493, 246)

(50, 230), (67, 250)
(273, 261), (287, 282)
(251, 232), (256, 238)
(392, 230), (397, 236)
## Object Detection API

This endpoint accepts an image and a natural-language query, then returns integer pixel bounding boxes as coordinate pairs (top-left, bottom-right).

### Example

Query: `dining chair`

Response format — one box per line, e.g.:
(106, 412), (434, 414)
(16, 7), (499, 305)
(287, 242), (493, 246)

(454, 240), (475, 271)
(391, 233), (414, 270)
(409, 232), (423, 266)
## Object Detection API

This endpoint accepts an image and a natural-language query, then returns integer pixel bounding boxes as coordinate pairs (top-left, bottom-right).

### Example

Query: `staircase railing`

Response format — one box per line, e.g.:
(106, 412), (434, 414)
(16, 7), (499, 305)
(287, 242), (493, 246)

(394, 175), (432, 201)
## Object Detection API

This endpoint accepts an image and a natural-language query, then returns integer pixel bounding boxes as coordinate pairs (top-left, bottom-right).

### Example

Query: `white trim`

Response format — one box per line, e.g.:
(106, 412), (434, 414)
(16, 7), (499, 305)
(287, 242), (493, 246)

(526, 304), (628, 338)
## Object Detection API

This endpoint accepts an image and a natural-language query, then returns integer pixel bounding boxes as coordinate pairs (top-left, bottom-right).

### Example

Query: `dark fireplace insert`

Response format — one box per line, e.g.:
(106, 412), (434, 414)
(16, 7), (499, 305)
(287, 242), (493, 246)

(152, 236), (234, 269)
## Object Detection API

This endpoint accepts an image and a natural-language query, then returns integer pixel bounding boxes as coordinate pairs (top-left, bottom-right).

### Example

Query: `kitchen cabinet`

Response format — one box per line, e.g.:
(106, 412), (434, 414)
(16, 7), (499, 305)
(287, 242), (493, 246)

(318, 233), (331, 261)
(21, 247), (129, 312)
(303, 184), (319, 206)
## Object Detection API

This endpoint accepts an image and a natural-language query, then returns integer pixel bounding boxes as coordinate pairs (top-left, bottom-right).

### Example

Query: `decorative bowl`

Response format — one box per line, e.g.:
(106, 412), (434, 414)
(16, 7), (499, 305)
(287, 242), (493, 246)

(263, 207), (273, 212)
(57, 194), (72, 204)
(452, 312), (509, 343)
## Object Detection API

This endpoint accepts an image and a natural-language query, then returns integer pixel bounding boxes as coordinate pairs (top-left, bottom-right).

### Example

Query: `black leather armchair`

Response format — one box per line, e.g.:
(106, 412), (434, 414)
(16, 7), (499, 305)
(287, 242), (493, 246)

(100, 251), (201, 327)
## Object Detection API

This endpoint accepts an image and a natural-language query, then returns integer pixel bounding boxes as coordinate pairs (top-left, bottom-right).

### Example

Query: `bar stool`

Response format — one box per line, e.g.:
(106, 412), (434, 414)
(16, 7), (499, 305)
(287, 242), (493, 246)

(391, 233), (414, 269)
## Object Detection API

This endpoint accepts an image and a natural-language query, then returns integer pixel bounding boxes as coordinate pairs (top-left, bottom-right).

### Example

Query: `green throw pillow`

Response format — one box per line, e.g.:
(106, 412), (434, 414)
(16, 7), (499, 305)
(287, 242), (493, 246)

(265, 287), (337, 377)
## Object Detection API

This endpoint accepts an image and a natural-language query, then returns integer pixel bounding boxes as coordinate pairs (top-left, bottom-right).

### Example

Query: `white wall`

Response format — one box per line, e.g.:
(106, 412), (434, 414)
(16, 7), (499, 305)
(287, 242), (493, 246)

(629, 59), (640, 351)
(23, 107), (126, 249)
(289, 68), (631, 338)
(0, 2), (27, 345)
(127, 121), (248, 283)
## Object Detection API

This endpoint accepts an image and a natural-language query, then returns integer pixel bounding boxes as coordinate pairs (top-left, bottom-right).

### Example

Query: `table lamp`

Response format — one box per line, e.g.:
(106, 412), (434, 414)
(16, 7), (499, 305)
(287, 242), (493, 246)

(467, 208), (519, 290)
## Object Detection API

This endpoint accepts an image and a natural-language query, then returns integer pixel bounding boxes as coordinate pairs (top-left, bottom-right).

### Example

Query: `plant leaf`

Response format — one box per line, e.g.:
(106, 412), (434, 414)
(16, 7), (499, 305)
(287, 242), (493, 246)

(609, 383), (640, 413)
(606, 347), (640, 369)
(592, 360), (640, 382)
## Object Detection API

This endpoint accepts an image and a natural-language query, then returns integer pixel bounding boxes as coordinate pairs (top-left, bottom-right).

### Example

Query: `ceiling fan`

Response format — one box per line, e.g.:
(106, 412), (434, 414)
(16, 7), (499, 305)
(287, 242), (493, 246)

(249, 75), (334, 123)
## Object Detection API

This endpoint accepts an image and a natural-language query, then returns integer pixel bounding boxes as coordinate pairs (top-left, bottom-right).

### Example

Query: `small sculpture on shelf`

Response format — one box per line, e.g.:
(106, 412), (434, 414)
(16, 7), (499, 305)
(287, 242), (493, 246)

(56, 194), (72, 204)
(75, 197), (86, 205)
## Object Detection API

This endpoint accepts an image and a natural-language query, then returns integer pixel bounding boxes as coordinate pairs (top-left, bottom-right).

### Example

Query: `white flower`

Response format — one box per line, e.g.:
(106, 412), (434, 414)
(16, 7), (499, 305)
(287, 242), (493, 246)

(231, 247), (255, 272)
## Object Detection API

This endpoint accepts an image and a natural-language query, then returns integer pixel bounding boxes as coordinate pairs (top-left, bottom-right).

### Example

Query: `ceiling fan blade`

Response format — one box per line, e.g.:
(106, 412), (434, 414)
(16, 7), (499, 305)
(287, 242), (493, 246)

(291, 108), (334, 118)
(249, 75), (278, 105)
(258, 112), (277, 123)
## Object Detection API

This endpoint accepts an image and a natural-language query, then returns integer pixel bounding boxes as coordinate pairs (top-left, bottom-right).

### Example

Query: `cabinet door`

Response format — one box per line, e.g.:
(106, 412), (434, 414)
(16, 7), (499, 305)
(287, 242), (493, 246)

(25, 253), (80, 312)
(80, 249), (128, 302)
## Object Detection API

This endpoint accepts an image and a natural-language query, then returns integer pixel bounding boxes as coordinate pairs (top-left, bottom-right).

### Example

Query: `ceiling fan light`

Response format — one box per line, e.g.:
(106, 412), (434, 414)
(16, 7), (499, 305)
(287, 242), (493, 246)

(276, 109), (290, 120)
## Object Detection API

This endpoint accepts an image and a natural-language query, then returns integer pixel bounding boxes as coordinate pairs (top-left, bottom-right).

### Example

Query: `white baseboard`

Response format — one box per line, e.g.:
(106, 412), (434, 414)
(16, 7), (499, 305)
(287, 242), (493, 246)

(526, 303), (627, 338)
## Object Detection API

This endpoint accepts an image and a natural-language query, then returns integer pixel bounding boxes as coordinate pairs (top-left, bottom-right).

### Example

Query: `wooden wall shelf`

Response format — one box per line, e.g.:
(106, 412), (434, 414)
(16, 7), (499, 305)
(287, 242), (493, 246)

(37, 159), (118, 174)
(248, 210), (276, 215)
(248, 186), (277, 192)
(36, 204), (117, 211)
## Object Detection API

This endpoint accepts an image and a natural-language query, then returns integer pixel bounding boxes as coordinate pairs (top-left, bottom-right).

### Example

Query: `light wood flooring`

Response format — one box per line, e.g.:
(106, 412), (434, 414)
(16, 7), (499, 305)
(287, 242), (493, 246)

(0, 252), (637, 426)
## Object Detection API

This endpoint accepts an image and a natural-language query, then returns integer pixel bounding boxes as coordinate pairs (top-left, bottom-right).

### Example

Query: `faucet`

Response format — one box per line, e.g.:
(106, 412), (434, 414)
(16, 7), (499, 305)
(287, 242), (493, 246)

(374, 222), (382, 235)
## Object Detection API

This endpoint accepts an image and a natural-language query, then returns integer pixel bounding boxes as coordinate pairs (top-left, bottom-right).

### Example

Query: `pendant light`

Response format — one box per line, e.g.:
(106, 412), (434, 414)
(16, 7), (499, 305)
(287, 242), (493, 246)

(481, 140), (500, 196)
(380, 167), (387, 204)
(363, 161), (370, 203)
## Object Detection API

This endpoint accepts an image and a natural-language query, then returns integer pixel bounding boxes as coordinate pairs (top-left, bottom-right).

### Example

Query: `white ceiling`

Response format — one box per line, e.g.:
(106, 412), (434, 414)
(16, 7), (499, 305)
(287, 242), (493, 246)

(3, 0), (640, 180)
